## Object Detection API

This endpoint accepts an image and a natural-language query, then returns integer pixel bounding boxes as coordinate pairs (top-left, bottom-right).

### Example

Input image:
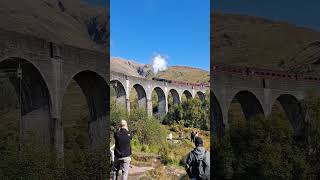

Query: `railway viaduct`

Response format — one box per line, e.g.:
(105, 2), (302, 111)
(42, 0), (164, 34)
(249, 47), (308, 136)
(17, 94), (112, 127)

(211, 64), (320, 138)
(110, 71), (208, 116)
(0, 30), (109, 156)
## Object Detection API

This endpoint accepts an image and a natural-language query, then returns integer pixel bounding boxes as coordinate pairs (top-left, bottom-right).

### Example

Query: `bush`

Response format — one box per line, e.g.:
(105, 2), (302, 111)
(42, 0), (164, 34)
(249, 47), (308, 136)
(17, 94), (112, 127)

(0, 79), (18, 112)
(110, 99), (128, 133)
(213, 114), (309, 180)
(164, 96), (209, 131)
(0, 132), (109, 179)
(128, 108), (167, 148)
(64, 145), (109, 179)
(0, 133), (63, 179)
(300, 90), (320, 179)
(163, 104), (183, 125)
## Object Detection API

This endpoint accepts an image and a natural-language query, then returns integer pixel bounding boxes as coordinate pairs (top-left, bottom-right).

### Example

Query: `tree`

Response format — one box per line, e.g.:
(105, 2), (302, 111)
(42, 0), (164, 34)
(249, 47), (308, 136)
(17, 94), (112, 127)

(214, 114), (307, 180)
(301, 90), (320, 179)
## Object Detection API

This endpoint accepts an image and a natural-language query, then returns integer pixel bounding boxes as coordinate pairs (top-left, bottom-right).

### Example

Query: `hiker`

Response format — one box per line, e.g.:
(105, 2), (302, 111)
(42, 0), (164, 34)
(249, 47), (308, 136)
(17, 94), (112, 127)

(191, 131), (195, 142)
(111, 120), (132, 180)
(168, 133), (173, 140)
(195, 131), (199, 138)
(185, 136), (210, 180)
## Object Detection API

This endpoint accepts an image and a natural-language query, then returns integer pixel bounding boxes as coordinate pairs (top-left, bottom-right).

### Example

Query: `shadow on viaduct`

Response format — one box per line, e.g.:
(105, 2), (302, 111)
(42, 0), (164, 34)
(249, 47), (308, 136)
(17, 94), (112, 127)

(0, 30), (109, 156)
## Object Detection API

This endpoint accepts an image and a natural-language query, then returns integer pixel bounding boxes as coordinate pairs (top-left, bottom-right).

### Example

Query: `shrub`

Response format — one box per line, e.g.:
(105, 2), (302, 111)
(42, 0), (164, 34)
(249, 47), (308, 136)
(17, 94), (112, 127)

(64, 145), (109, 179)
(164, 96), (209, 131)
(0, 133), (63, 179)
(110, 99), (128, 133)
(0, 79), (18, 112)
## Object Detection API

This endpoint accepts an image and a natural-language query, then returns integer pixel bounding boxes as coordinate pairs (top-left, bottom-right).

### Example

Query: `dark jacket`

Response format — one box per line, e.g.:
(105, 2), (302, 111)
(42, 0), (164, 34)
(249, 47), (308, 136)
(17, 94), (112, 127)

(185, 146), (210, 179)
(114, 128), (132, 158)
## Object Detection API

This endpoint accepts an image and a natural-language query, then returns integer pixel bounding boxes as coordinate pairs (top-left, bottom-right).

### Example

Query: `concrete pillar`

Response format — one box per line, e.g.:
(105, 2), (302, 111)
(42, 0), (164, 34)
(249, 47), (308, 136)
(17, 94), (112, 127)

(51, 57), (64, 159)
(222, 108), (229, 129)
(263, 89), (272, 117)
(164, 88), (168, 114)
(147, 99), (152, 116)
(192, 89), (195, 99)
(165, 96), (168, 114)
(53, 117), (64, 158)
(126, 98), (130, 113)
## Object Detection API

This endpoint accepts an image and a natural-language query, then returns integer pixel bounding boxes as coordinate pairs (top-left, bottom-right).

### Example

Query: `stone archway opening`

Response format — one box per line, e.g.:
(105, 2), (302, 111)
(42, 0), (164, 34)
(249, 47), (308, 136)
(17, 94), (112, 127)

(211, 91), (223, 139)
(110, 80), (126, 109)
(129, 84), (147, 111)
(271, 94), (304, 135)
(62, 70), (109, 157)
(151, 87), (166, 117)
(196, 91), (206, 106)
(228, 90), (264, 124)
(168, 89), (180, 110)
(0, 58), (52, 148)
(182, 90), (192, 102)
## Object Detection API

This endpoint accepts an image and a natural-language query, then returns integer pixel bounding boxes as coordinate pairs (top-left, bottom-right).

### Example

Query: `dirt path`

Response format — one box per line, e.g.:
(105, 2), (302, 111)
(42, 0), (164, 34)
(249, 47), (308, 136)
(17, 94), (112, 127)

(128, 165), (154, 180)
(112, 156), (186, 180)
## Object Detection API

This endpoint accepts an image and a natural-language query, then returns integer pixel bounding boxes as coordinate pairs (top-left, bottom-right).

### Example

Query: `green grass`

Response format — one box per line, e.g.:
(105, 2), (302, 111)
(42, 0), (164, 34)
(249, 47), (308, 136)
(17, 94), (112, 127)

(130, 124), (210, 167)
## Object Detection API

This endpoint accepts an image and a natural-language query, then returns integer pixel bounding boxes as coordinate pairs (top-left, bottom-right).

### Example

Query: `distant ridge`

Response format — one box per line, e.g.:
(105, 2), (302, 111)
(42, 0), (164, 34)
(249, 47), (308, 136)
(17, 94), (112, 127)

(212, 12), (320, 72)
(111, 57), (209, 84)
(0, 0), (108, 52)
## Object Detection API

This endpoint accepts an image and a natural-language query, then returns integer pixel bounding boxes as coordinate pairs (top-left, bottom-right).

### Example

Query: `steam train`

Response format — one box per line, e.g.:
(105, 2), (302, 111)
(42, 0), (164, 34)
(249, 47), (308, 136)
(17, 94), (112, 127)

(152, 77), (172, 83)
(212, 64), (320, 83)
(152, 77), (209, 87)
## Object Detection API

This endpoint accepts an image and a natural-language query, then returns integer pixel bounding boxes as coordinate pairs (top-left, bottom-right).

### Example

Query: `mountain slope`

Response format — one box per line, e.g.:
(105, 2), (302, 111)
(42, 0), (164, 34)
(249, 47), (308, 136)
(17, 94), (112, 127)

(156, 66), (209, 84)
(111, 57), (209, 84)
(111, 57), (153, 78)
(212, 12), (320, 72)
(0, 0), (108, 51)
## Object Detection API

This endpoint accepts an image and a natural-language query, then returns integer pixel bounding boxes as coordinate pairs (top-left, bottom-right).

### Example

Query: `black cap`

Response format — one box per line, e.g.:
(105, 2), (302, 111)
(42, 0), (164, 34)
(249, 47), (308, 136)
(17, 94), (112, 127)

(194, 136), (203, 147)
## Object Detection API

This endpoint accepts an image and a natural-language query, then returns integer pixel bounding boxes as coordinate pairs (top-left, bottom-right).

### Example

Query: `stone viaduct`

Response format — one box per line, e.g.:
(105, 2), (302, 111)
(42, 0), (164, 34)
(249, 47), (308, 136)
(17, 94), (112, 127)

(211, 64), (320, 138)
(0, 29), (109, 156)
(110, 71), (208, 116)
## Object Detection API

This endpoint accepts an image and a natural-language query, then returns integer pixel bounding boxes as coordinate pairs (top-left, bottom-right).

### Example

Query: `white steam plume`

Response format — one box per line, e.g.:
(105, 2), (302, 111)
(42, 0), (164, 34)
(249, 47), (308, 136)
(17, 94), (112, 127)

(151, 54), (168, 74)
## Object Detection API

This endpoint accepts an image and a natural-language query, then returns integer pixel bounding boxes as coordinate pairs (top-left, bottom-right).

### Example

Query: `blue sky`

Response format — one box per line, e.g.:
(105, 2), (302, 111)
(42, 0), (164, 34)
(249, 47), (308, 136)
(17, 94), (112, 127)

(213, 0), (320, 31)
(110, 0), (210, 71)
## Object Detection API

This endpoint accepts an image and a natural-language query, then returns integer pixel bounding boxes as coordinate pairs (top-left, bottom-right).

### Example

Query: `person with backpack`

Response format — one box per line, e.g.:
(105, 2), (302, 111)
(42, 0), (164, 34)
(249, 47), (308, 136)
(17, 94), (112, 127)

(185, 136), (210, 180)
(111, 120), (132, 180)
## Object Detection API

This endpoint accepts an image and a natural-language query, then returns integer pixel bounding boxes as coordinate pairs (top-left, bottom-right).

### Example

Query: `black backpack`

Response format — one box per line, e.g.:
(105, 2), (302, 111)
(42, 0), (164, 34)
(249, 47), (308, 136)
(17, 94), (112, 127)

(192, 150), (210, 180)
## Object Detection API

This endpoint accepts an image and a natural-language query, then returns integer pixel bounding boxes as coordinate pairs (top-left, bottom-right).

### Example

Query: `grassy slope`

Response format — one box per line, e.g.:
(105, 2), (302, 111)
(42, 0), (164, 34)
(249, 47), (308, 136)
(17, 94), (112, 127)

(0, 0), (108, 51)
(156, 66), (210, 84)
(130, 125), (210, 179)
(212, 12), (320, 71)
(111, 58), (209, 84)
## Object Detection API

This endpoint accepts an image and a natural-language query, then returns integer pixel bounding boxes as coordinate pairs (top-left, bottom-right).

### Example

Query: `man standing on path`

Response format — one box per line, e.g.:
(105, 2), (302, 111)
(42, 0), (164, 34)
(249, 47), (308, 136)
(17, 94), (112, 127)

(185, 137), (210, 180)
(111, 120), (132, 180)
(191, 131), (195, 142)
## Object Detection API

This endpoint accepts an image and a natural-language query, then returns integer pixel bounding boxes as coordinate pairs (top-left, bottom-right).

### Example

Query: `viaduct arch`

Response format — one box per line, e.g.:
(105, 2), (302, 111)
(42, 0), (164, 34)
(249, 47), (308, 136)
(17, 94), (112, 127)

(110, 71), (208, 116)
(0, 30), (109, 156)
(210, 64), (317, 138)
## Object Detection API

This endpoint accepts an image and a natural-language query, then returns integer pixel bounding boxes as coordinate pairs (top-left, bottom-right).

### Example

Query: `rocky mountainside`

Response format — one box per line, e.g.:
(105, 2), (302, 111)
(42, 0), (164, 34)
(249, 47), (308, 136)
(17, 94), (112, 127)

(111, 57), (209, 84)
(212, 12), (320, 73)
(0, 0), (108, 52)
(111, 57), (154, 78)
